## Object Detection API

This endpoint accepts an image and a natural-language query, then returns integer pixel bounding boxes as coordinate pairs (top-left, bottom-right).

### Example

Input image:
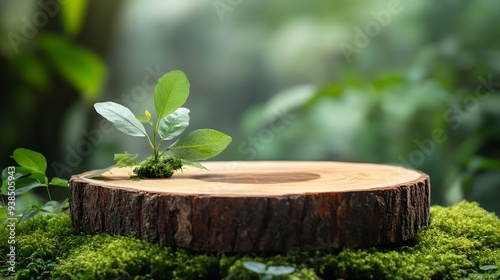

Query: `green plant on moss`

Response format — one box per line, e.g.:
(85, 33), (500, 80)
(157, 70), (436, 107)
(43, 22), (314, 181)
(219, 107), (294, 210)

(16, 259), (58, 280)
(466, 264), (499, 280)
(1, 201), (500, 279)
(0, 148), (69, 223)
(90, 70), (232, 179)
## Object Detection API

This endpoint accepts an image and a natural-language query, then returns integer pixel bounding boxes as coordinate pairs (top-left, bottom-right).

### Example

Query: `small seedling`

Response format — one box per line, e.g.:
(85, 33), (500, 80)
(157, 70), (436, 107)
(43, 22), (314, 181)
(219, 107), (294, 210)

(90, 70), (231, 178)
(1, 148), (69, 222)
(243, 261), (295, 280)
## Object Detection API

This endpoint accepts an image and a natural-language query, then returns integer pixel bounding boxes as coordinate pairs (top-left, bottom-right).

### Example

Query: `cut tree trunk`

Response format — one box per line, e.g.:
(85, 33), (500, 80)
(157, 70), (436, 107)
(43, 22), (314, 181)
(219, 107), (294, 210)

(70, 161), (430, 252)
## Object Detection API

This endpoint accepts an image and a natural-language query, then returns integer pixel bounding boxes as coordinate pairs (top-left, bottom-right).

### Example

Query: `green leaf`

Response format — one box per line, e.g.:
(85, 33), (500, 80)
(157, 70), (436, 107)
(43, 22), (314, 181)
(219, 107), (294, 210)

(40, 34), (106, 101)
(19, 209), (39, 223)
(60, 0), (88, 36)
(154, 70), (190, 120)
(94, 102), (147, 137)
(266, 266), (295, 276)
(169, 129), (232, 161)
(480, 265), (498, 271)
(12, 148), (47, 174)
(84, 166), (114, 179)
(59, 197), (71, 211)
(50, 177), (69, 187)
(42, 201), (61, 213)
(243, 261), (267, 274)
(1, 178), (42, 196)
(29, 172), (48, 185)
(1, 166), (31, 192)
(135, 115), (151, 124)
(180, 159), (208, 170)
(13, 54), (49, 90)
(158, 108), (190, 140)
(114, 152), (139, 167)
(1, 166), (31, 183)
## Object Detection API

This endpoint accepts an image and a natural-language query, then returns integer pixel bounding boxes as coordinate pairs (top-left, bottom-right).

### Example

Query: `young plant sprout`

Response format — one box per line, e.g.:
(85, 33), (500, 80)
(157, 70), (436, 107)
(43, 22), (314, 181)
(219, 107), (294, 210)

(91, 70), (231, 178)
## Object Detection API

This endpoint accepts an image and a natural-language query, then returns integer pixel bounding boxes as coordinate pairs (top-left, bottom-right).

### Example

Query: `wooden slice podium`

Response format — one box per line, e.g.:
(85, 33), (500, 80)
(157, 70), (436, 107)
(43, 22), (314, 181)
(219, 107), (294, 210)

(70, 161), (430, 252)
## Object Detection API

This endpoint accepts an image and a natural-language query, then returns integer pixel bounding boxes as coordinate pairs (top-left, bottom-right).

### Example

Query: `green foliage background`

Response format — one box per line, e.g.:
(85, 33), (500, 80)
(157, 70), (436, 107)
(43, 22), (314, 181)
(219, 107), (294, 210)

(0, 0), (499, 213)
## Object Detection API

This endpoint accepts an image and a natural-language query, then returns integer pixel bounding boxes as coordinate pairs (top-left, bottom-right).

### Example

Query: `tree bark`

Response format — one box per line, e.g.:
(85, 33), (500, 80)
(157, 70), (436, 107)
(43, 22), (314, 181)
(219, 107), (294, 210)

(70, 161), (430, 252)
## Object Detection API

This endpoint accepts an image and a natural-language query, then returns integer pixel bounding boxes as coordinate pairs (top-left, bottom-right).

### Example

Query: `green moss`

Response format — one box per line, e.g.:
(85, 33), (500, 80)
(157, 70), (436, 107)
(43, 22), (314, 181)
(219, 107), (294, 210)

(0, 214), (78, 279)
(133, 156), (183, 178)
(53, 234), (177, 279)
(1, 201), (499, 279)
(315, 201), (500, 280)
(1, 214), (75, 266)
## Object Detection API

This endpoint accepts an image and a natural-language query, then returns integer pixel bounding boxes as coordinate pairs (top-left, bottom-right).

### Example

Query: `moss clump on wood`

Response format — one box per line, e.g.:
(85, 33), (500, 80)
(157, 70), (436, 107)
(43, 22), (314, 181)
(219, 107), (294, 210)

(133, 156), (183, 179)
(1, 201), (499, 279)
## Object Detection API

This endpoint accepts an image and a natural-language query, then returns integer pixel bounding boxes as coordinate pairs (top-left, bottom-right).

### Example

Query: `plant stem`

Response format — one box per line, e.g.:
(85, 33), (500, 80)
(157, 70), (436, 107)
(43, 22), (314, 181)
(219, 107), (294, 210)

(153, 118), (161, 161)
(155, 139), (164, 159)
(152, 133), (158, 161)
(158, 148), (169, 158)
(146, 134), (156, 158)
(46, 185), (52, 201)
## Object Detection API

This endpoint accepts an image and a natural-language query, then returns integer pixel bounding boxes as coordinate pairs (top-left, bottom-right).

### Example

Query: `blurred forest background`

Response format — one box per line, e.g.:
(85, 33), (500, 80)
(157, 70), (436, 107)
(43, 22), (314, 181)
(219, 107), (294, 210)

(1, 0), (499, 214)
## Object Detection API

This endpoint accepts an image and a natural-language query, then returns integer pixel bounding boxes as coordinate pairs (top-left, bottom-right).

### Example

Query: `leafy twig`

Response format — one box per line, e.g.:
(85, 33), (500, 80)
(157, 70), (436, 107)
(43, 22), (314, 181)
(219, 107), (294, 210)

(93, 70), (231, 179)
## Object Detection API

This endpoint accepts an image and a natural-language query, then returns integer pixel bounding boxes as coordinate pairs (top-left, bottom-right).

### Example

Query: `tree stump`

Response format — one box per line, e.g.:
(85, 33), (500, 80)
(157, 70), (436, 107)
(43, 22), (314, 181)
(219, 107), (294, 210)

(70, 161), (430, 252)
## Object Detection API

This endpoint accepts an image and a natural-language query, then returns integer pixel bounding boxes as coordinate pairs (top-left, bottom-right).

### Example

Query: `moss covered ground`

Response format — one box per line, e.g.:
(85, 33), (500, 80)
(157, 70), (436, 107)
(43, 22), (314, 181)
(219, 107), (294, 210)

(1, 201), (499, 279)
